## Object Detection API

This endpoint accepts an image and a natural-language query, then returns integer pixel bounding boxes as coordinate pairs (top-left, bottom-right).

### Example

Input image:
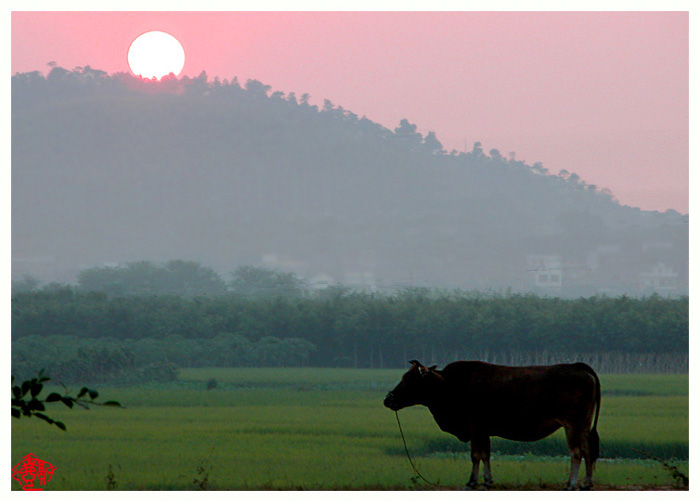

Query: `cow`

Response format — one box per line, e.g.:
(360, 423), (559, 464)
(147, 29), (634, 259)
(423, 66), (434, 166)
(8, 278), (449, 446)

(384, 360), (601, 490)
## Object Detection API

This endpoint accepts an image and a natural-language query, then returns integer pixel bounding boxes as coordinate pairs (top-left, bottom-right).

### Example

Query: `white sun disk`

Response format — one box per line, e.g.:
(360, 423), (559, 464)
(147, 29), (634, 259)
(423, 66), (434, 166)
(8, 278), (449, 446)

(128, 31), (185, 80)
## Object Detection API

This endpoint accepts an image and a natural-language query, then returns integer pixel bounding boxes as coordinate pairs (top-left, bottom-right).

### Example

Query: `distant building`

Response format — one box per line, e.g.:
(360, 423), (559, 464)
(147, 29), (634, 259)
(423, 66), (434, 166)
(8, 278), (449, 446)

(639, 262), (679, 292)
(527, 255), (563, 289)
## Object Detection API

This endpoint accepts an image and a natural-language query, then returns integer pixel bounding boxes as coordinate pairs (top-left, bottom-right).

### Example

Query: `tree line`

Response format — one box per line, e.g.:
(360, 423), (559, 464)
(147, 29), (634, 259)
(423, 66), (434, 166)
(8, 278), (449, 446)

(12, 276), (688, 379)
(13, 262), (308, 298)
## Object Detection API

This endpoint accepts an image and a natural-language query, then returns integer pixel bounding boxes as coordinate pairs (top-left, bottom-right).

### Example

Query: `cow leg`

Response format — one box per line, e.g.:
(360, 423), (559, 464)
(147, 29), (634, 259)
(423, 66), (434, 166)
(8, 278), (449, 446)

(482, 455), (493, 488)
(465, 454), (480, 489)
(466, 436), (492, 489)
(580, 434), (595, 490)
(580, 456), (595, 490)
(566, 454), (582, 490)
(563, 425), (583, 490)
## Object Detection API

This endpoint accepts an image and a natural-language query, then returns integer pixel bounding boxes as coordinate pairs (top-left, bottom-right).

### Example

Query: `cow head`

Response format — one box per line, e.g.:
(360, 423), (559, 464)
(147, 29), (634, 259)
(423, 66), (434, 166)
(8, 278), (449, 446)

(384, 360), (442, 411)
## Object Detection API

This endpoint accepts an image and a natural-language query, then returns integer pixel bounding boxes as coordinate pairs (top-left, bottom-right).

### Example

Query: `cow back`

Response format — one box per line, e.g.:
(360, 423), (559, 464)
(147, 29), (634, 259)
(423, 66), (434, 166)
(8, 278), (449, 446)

(437, 361), (598, 441)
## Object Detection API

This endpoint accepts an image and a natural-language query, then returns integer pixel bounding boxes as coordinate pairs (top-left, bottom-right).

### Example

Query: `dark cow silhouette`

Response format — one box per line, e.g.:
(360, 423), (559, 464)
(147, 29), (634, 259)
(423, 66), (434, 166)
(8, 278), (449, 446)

(384, 360), (601, 490)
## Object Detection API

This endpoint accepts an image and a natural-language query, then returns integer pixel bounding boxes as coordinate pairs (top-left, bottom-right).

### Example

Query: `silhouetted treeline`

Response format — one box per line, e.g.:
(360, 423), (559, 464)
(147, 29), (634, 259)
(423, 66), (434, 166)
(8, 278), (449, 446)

(12, 284), (688, 376)
(13, 262), (310, 298)
(13, 67), (687, 295)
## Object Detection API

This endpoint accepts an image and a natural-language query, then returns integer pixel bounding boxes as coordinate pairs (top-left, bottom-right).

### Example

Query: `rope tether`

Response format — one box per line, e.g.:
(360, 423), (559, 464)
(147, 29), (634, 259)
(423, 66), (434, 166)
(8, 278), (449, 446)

(394, 411), (440, 488)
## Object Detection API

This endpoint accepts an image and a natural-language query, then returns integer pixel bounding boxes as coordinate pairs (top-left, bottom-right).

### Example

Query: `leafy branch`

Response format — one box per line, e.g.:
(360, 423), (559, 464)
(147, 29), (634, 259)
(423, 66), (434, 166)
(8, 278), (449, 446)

(11, 369), (123, 431)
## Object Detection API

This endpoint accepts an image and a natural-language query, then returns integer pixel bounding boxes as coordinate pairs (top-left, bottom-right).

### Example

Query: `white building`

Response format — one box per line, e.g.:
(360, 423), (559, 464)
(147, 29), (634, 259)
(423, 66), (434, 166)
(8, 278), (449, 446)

(639, 262), (678, 291)
(527, 255), (563, 289)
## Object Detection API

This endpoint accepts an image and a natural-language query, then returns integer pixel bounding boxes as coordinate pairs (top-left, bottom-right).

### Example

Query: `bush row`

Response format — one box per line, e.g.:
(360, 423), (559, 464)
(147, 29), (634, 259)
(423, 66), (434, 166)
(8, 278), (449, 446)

(12, 289), (688, 370)
(11, 334), (316, 384)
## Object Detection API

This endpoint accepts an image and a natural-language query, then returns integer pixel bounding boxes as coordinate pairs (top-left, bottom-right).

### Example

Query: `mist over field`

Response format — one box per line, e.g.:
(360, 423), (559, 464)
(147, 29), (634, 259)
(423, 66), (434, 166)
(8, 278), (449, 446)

(12, 68), (687, 296)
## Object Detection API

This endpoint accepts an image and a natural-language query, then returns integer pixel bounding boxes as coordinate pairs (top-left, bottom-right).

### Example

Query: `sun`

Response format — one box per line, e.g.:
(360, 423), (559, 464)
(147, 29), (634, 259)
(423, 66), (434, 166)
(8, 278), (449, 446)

(127, 31), (185, 80)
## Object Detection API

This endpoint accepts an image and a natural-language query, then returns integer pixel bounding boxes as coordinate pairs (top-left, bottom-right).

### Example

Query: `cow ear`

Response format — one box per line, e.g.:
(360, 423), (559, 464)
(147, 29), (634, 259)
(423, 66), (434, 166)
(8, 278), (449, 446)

(428, 365), (437, 371)
(408, 359), (421, 367)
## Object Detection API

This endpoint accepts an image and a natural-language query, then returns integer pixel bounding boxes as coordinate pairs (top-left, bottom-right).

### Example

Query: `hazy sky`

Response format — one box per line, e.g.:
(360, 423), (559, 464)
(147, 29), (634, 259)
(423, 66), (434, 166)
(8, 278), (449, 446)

(11, 10), (689, 213)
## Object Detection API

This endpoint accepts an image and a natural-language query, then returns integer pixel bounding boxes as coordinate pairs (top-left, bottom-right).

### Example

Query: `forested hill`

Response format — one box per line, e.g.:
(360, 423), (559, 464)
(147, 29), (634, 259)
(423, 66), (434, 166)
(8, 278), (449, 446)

(12, 67), (688, 295)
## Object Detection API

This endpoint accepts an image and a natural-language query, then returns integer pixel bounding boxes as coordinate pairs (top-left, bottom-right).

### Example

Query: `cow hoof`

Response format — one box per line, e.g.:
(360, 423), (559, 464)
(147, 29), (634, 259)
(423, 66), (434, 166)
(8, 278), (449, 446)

(462, 482), (478, 491)
(563, 484), (577, 491)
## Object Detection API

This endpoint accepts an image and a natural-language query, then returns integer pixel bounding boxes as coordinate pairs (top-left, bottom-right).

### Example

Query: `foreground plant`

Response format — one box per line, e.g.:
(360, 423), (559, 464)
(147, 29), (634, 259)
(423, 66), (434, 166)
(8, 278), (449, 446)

(11, 370), (122, 430)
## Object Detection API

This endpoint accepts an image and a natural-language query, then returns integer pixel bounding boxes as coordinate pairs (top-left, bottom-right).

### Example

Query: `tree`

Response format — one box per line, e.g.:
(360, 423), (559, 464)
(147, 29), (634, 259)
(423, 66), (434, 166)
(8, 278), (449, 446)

(489, 148), (503, 161)
(422, 131), (444, 154)
(229, 266), (307, 298)
(77, 261), (226, 297)
(393, 119), (423, 152)
(531, 162), (548, 175)
(11, 370), (122, 431)
(600, 188), (616, 202)
(162, 260), (227, 296)
(206, 333), (253, 366)
(561, 172), (588, 190)
(184, 71), (209, 96)
(77, 262), (157, 296)
(12, 275), (40, 295)
(244, 79), (271, 99)
(47, 65), (69, 81)
(394, 118), (418, 136)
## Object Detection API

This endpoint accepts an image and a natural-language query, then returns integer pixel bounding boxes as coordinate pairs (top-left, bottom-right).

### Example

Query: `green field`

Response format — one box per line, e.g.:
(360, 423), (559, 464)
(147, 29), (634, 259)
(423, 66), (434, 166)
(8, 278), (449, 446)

(11, 368), (689, 490)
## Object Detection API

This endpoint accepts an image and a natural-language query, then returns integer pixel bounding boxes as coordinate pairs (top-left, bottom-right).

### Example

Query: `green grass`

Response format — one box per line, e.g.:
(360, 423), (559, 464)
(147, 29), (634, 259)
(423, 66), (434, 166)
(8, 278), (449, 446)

(11, 369), (689, 490)
(599, 373), (689, 396)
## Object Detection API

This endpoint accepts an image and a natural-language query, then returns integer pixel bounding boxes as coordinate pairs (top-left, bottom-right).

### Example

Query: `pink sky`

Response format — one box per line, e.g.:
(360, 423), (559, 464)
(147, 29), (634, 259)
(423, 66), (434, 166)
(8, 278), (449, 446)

(11, 11), (689, 213)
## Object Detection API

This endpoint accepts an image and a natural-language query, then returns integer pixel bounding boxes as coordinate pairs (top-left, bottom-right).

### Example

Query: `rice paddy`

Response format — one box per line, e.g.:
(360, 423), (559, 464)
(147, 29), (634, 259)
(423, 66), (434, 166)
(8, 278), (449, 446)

(10, 368), (689, 490)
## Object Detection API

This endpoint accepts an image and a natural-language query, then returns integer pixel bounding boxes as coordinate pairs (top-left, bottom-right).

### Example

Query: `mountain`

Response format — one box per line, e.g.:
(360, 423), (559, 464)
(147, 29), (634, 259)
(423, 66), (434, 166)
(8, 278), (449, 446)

(11, 67), (688, 296)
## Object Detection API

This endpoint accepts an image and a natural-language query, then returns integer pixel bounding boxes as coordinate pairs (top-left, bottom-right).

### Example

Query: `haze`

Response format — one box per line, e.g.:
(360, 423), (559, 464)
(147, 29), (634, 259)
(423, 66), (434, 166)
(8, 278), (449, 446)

(11, 11), (689, 213)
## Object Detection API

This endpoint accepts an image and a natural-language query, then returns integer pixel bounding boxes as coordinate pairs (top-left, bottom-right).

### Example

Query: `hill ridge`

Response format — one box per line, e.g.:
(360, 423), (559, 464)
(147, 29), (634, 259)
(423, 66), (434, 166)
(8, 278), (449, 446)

(11, 68), (688, 295)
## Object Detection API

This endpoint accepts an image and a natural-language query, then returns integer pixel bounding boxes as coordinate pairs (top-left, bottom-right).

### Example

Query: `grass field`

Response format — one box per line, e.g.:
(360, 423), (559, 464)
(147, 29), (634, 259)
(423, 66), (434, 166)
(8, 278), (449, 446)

(11, 368), (689, 490)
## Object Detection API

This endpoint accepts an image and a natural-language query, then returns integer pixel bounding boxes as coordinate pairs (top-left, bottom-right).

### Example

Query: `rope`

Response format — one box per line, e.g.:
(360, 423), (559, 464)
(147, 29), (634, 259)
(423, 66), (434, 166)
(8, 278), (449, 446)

(394, 411), (440, 487)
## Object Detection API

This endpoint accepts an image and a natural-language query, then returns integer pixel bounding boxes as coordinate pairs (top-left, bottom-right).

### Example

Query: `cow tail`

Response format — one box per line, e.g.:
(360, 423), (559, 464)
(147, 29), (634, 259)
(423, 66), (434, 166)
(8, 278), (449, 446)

(574, 362), (601, 462)
(585, 364), (601, 462)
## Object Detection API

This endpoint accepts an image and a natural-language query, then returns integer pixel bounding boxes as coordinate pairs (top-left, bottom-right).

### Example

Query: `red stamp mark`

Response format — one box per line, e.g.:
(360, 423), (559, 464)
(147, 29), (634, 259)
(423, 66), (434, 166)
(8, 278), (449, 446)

(12, 453), (56, 491)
